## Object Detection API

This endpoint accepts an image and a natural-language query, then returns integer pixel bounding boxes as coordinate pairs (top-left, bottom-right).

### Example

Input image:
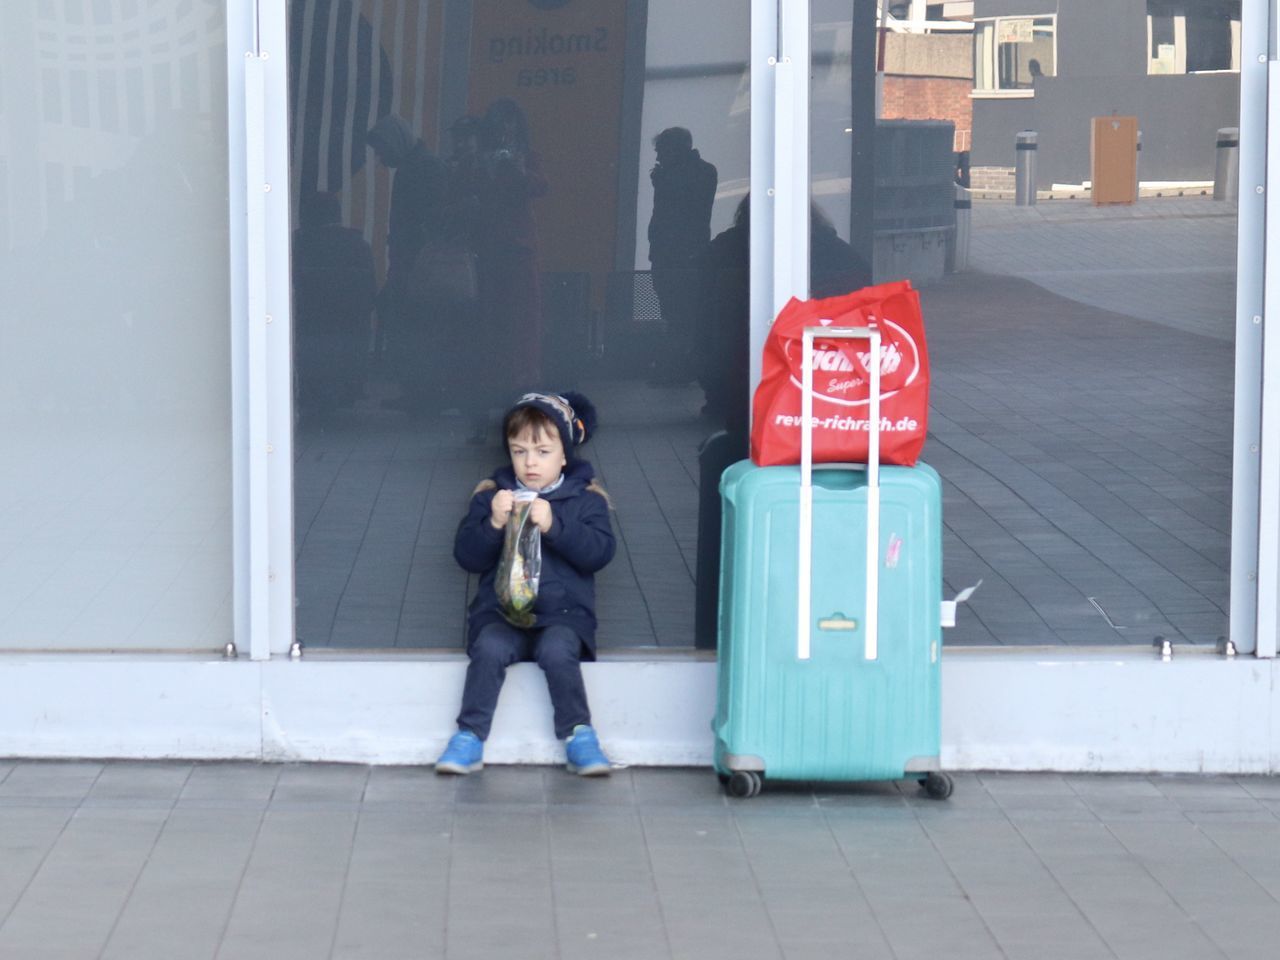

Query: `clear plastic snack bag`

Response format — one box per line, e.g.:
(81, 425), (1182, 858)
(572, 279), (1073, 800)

(496, 490), (542, 627)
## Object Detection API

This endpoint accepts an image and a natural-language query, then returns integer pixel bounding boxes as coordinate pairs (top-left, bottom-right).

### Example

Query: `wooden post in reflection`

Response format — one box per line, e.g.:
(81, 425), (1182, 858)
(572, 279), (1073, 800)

(1091, 115), (1139, 205)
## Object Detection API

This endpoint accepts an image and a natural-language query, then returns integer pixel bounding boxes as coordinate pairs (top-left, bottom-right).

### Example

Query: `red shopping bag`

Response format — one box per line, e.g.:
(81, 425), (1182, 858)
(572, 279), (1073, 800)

(750, 280), (930, 466)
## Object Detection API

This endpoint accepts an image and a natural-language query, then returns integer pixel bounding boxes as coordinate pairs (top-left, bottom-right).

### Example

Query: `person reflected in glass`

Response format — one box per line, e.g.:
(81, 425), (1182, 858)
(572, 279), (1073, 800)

(697, 196), (868, 449)
(648, 126), (718, 385)
(439, 114), (490, 441)
(447, 114), (483, 171)
(291, 191), (375, 424)
(463, 99), (548, 443)
(366, 115), (451, 415)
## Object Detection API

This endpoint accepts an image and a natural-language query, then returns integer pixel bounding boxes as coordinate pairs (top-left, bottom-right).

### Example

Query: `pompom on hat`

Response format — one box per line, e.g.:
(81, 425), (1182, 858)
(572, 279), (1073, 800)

(504, 391), (597, 455)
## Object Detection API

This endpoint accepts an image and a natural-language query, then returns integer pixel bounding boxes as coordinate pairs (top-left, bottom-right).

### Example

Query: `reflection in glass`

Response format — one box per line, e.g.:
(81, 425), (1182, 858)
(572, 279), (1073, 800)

(0, 2), (231, 651)
(288, 0), (749, 649)
(817, 5), (1238, 647)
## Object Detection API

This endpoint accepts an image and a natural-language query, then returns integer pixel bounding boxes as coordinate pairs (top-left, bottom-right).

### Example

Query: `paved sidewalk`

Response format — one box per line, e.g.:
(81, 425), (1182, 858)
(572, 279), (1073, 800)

(1, 761), (1278, 960)
(970, 197), (1238, 340)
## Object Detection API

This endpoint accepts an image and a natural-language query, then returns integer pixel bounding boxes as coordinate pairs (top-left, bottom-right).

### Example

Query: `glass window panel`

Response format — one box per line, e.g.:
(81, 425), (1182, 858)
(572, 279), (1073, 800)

(287, 0), (749, 650)
(0, 2), (231, 651)
(822, 2), (1236, 646)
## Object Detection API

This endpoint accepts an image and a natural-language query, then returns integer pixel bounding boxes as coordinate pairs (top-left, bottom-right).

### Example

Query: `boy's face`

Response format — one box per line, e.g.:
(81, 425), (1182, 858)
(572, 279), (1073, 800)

(508, 425), (566, 491)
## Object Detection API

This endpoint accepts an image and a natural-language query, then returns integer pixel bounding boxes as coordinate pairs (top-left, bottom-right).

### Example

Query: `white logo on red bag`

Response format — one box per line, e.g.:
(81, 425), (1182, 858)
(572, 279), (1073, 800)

(785, 317), (920, 407)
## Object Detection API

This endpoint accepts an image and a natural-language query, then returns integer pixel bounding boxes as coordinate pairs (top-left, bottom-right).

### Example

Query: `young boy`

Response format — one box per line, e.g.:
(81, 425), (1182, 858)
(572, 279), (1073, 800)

(436, 391), (617, 776)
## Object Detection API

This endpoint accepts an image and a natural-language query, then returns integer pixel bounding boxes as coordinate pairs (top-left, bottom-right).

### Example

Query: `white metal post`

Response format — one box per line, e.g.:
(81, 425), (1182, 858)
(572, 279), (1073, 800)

(231, 1), (294, 661)
(775, 0), (811, 311)
(1256, 62), (1280, 659)
(750, 0), (811, 413)
(1230, 0), (1270, 656)
(259, 2), (297, 657)
(227, 1), (252, 658)
(749, 0), (778, 406)
(244, 48), (271, 662)
(229, 1), (272, 662)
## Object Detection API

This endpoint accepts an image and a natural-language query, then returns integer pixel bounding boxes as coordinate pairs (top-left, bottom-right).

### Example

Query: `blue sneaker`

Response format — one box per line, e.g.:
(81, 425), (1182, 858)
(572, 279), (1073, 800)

(565, 724), (612, 776)
(435, 730), (483, 775)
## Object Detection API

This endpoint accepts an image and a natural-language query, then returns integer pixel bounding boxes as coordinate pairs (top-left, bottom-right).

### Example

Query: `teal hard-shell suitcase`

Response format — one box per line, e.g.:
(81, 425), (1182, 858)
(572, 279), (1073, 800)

(713, 322), (953, 799)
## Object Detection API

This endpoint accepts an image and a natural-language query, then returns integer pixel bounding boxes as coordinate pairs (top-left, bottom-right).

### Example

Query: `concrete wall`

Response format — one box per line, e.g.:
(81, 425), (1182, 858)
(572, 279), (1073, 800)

(883, 31), (971, 79)
(970, 0), (1241, 184)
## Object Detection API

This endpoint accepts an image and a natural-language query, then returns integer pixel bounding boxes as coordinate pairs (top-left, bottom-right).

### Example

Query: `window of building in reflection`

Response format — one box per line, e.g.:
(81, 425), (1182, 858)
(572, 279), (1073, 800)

(973, 16), (1056, 93)
(1147, 1), (1241, 75)
(287, 0), (749, 650)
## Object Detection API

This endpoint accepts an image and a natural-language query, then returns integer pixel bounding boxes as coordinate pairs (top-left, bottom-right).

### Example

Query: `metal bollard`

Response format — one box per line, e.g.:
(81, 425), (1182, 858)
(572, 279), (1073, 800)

(1015, 130), (1037, 206)
(1135, 129), (1142, 199)
(1214, 126), (1239, 201)
(950, 184), (971, 272)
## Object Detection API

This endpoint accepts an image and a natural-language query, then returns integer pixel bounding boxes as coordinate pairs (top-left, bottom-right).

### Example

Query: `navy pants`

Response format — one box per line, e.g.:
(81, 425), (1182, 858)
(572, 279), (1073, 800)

(457, 622), (592, 740)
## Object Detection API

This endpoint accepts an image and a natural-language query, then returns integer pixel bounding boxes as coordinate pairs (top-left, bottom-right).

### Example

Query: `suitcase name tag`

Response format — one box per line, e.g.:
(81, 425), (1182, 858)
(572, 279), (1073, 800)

(800, 324), (881, 662)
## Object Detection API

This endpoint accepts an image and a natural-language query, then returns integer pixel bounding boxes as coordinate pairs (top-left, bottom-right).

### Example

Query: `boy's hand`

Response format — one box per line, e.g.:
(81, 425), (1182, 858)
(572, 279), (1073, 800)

(490, 490), (514, 529)
(530, 498), (553, 534)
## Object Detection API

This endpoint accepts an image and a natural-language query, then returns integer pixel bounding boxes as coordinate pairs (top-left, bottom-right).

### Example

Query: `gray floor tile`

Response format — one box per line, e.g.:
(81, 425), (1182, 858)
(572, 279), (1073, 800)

(362, 765), (457, 805)
(452, 765), (550, 805)
(179, 762), (283, 803)
(271, 763), (370, 804)
(328, 811), (451, 960)
(1065, 774), (1162, 798)
(0, 762), (103, 800)
(0, 807), (168, 960)
(216, 809), (359, 960)
(1233, 777), (1280, 799)
(781, 943), (896, 960)
(0, 807), (74, 920)
(87, 762), (192, 804)
(98, 808), (262, 960)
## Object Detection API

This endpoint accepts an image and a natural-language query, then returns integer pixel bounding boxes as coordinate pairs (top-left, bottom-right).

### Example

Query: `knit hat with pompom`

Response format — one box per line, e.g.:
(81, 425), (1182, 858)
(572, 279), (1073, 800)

(503, 391), (598, 458)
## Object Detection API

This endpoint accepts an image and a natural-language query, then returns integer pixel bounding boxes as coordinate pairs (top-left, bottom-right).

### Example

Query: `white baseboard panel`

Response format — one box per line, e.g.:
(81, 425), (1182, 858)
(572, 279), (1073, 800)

(0, 650), (1276, 773)
(0, 659), (263, 760)
(258, 657), (719, 766)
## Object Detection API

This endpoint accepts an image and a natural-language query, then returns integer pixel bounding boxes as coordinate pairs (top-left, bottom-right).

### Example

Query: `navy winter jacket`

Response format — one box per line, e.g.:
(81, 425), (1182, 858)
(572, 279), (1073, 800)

(453, 460), (616, 656)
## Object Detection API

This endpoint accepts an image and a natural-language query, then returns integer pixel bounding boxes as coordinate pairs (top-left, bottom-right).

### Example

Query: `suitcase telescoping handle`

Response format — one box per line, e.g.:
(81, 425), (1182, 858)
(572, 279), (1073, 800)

(799, 324), (881, 662)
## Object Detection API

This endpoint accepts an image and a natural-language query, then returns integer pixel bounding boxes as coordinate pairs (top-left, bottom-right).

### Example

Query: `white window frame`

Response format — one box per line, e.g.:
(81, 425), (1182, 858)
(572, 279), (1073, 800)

(970, 13), (1057, 98)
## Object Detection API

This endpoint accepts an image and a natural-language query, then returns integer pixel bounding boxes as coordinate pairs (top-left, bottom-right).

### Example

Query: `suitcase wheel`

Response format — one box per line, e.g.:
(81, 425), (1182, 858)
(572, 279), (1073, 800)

(726, 770), (763, 799)
(920, 771), (954, 800)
